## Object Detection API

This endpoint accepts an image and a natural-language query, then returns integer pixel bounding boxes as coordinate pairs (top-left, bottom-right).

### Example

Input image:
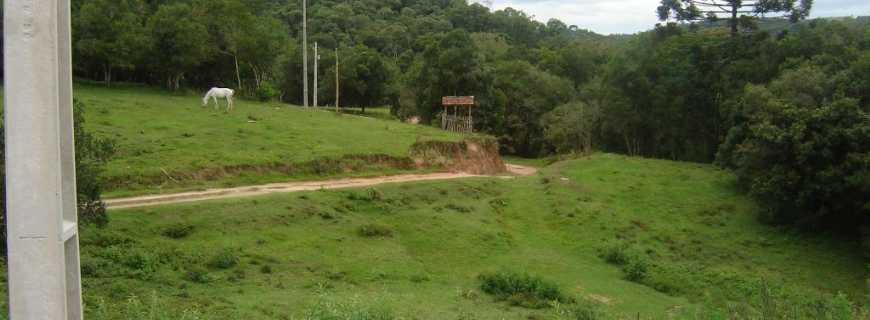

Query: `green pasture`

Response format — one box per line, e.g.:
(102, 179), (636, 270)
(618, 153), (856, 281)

(10, 154), (858, 319)
(70, 84), (462, 197)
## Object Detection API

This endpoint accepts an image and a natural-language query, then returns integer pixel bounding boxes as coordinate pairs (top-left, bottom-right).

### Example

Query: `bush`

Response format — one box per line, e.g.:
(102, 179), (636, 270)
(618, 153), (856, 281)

(478, 271), (567, 309)
(357, 224), (393, 238)
(624, 256), (649, 282)
(162, 223), (195, 239)
(260, 264), (273, 274)
(184, 265), (212, 283)
(347, 188), (384, 202)
(255, 81), (279, 102)
(716, 66), (870, 232)
(207, 249), (240, 269)
(598, 242), (630, 265)
(597, 242), (649, 282)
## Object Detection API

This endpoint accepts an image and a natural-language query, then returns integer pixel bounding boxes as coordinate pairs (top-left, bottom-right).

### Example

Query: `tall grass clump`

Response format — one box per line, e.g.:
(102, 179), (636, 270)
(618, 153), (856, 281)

(162, 223), (195, 239)
(357, 224), (393, 238)
(302, 294), (394, 320)
(89, 292), (207, 320)
(597, 242), (649, 282)
(551, 300), (606, 320)
(207, 248), (240, 269)
(690, 281), (867, 320)
(478, 271), (568, 309)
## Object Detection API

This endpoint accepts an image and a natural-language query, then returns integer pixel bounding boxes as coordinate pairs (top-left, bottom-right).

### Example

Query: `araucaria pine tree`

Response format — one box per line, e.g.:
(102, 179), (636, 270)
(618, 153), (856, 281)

(657, 0), (814, 35)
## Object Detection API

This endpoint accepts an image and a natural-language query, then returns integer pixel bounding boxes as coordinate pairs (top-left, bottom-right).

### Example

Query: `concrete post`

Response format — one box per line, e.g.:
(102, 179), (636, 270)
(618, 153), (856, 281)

(4, 0), (83, 319)
(302, 0), (309, 108)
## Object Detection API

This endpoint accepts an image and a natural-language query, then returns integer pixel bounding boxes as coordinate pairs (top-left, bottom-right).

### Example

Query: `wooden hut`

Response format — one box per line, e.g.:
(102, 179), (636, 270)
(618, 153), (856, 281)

(441, 96), (475, 133)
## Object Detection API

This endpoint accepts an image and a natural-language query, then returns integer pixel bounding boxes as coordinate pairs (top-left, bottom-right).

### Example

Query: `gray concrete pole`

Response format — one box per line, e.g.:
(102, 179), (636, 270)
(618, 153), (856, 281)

(302, 0), (309, 108)
(4, 0), (83, 319)
(314, 42), (318, 107)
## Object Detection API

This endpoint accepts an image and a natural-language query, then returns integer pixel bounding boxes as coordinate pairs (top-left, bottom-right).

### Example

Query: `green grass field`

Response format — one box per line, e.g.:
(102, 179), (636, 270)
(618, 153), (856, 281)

(7, 154), (859, 319)
(70, 84), (462, 197)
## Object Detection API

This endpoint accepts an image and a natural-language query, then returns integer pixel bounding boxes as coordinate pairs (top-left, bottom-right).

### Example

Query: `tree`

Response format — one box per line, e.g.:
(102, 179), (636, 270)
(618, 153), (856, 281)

(489, 61), (575, 156)
(411, 30), (483, 122)
(320, 45), (392, 111)
(541, 101), (601, 154)
(717, 65), (870, 232)
(657, 0), (814, 36)
(146, 3), (213, 90)
(74, 0), (150, 86)
(195, 0), (286, 92)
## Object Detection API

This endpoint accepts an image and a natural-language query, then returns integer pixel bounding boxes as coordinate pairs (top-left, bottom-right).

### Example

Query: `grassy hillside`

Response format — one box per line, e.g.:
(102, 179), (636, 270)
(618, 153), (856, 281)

(5, 154), (860, 319)
(71, 83), (462, 197)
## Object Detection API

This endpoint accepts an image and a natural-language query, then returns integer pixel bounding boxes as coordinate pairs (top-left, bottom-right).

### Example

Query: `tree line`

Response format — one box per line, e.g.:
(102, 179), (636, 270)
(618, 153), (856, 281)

(58, 0), (870, 237)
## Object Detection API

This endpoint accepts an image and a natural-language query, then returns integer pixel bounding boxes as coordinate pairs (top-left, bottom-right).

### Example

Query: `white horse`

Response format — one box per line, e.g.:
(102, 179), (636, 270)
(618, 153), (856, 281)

(202, 87), (235, 111)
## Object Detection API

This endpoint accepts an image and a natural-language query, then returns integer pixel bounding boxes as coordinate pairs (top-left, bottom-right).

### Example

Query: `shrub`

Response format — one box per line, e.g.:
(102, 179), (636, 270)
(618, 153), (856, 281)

(624, 256), (649, 282)
(357, 224), (393, 238)
(162, 223), (195, 239)
(347, 188), (384, 202)
(184, 265), (212, 283)
(260, 264), (273, 274)
(83, 230), (136, 247)
(478, 271), (567, 309)
(598, 242), (630, 265)
(716, 67), (870, 233)
(207, 248), (240, 269)
(256, 81), (279, 101)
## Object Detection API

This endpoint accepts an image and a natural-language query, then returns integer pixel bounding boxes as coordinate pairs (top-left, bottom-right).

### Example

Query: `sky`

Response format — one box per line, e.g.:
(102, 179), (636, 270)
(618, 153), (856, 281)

(473, 0), (870, 34)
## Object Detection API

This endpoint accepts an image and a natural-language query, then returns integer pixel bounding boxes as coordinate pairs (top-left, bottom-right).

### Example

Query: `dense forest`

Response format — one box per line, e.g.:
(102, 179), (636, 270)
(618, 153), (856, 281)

(52, 0), (870, 238)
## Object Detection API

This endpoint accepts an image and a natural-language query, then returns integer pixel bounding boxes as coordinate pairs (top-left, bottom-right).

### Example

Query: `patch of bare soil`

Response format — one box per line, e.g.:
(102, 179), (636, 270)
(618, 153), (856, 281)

(505, 164), (538, 176)
(106, 172), (481, 209)
(410, 138), (506, 174)
(107, 163), (538, 210)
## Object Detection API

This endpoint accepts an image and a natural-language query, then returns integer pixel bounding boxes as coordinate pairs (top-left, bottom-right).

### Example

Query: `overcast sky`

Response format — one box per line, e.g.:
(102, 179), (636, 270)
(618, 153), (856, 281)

(474, 0), (870, 34)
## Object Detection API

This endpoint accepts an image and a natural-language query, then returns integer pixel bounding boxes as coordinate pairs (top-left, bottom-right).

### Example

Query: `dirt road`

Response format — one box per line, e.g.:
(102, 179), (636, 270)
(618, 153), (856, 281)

(106, 164), (537, 210)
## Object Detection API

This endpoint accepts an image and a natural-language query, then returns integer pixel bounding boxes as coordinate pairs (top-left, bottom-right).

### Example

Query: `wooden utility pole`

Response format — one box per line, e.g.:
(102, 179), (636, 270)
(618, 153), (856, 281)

(314, 42), (319, 107)
(335, 47), (340, 113)
(302, 0), (309, 108)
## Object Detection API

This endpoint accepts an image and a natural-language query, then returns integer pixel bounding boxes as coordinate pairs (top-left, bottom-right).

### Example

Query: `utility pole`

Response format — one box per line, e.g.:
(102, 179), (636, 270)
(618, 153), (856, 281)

(5, 0), (84, 318)
(335, 47), (340, 113)
(302, 0), (309, 108)
(314, 42), (319, 107)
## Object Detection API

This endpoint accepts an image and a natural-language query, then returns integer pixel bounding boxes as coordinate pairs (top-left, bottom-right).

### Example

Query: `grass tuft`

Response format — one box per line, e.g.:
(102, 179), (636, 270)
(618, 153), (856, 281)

(478, 271), (568, 309)
(207, 249), (240, 270)
(161, 223), (195, 239)
(357, 224), (393, 238)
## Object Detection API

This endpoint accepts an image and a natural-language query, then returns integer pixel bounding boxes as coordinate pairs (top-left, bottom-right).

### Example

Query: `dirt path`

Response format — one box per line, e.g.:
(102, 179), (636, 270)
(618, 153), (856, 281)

(106, 164), (537, 210)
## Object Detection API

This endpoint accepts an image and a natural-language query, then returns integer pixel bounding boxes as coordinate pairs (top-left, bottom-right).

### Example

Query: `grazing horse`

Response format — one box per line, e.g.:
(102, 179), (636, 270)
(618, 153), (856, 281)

(202, 87), (235, 111)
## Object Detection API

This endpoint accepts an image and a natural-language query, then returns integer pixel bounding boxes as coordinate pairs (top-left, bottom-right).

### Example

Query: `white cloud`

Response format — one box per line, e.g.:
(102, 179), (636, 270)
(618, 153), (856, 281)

(475, 0), (870, 35)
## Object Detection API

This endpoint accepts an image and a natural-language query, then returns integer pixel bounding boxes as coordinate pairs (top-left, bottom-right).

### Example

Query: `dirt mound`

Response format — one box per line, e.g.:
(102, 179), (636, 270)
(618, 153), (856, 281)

(409, 138), (506, 175)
